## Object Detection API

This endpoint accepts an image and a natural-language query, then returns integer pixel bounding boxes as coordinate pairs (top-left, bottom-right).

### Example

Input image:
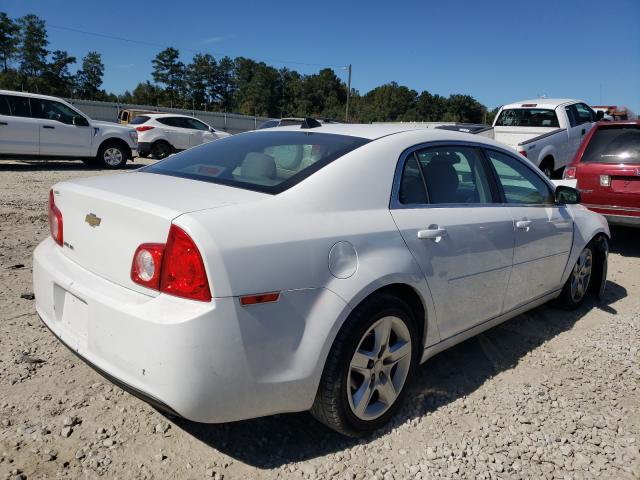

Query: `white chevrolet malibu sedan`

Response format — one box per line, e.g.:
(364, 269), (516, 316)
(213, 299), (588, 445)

(33, 124), (610, 436)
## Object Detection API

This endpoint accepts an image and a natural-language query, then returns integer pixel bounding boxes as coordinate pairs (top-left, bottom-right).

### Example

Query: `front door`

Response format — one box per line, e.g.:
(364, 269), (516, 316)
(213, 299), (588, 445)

(485, 148), (573, 310)
(390, 145), (515, 340)
(30, 98), (91, 157)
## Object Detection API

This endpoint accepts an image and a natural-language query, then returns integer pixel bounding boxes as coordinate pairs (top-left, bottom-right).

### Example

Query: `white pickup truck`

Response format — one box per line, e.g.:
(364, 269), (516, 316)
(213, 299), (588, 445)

(492, 99), (602, 177)
(0, 90), (138, 169)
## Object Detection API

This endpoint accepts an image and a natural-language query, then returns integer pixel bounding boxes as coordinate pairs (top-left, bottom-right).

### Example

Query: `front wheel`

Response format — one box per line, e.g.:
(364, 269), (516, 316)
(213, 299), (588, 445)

(97, 143), (128, 169)
(558, 246), (593, 308)
(311, 294), (418, 437)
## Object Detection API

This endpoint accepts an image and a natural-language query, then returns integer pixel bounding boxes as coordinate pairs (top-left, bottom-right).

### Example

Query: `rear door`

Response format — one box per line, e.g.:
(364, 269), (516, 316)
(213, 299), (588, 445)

(0, 94), (39, 155)
(30, 97), (91, 157)
(485, 149), (573, 310)
(390, 144), (515, 339)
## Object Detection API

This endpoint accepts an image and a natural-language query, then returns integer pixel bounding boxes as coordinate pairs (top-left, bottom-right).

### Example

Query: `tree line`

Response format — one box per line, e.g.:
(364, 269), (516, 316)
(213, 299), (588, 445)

(0, 12), (492, 123)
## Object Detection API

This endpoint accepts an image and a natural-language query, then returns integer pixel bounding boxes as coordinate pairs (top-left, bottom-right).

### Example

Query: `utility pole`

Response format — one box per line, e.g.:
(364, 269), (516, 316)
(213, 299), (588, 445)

(345, 64), (352, 122)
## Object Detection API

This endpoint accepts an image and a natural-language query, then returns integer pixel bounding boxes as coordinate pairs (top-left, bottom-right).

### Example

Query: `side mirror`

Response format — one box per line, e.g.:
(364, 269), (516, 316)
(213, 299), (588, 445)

(595, 111), (604, 121)
(73, 116), (89, 127)
(555, 185), (581, 204)
(209, 127), (215, 133)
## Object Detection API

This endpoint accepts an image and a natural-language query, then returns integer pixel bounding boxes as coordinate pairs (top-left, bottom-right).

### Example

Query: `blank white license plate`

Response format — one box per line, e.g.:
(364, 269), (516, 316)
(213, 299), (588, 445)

(60, 291), (88, 343)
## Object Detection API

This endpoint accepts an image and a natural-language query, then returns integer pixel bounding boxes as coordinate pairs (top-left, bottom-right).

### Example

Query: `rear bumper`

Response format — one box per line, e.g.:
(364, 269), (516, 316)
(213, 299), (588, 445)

(584, 204), (640, 227)
(33, 238), (348, 423)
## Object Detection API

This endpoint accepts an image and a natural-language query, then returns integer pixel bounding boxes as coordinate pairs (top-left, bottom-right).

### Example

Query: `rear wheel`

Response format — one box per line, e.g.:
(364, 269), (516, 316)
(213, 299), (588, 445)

(138, 151), (149, 158)
(311, 294), (418, 437)
(558, 246), (593, 308)
(540, 158), (554, 178)
(97, 142), (128, 169)
(151, 141), (172, 160)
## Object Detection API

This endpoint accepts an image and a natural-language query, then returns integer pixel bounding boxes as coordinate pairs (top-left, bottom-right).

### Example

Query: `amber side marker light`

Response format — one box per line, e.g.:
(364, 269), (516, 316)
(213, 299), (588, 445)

(240, 292), (280, 306)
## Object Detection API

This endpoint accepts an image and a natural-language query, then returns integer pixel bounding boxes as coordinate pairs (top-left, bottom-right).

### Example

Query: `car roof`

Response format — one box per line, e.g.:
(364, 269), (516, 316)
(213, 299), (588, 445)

(0, 89), (68, 102)
(145, 113), (201, 119)
(501, 98), (580, 110)
(257, 122), (509, 147)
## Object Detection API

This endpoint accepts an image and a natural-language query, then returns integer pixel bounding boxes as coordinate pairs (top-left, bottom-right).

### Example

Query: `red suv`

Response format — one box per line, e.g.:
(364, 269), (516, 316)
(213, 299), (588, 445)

(564, 121), (640, 227)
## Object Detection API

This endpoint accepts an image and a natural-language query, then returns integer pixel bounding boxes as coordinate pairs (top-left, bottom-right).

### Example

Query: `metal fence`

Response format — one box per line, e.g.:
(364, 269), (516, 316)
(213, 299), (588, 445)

(65, 98), (273, 134)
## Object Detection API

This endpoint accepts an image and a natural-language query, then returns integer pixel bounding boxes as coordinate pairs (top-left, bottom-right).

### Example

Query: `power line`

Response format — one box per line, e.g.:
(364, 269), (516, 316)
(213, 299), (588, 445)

(49, 24), (349, 70)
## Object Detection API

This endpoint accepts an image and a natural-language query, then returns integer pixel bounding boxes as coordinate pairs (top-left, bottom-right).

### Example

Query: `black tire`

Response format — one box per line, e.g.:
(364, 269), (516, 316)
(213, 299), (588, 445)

(97, 141), (128, 169)
(311, 294), (418, 437)
(138, 151), (149, 158)
(557, 244), (595, 309)
(150, 141), (172, 160)
(539, 158), (554, 179)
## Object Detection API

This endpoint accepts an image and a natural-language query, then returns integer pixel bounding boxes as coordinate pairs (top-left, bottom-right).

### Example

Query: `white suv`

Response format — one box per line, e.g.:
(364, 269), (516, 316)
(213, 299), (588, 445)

(131, 113), (230, 159)
(0, 90), (138, 168)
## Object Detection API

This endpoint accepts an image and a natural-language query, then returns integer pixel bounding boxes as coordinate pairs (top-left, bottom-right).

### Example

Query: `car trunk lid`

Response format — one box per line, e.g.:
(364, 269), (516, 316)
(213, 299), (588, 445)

(52, 171), (267, 295)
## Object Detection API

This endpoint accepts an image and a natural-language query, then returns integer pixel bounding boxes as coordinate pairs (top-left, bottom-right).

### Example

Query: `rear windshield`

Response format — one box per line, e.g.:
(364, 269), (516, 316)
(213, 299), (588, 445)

(143, 131), (370, 194)
(581, 127), (640, 164)
(495, 108), (560, 128)
(130, 115), (150, 125)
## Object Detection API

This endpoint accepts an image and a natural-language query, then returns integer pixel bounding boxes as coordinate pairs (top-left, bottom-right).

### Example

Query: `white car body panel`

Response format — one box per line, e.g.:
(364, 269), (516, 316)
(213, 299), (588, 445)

(0, 90), (137, 159)
(33, 125), (609, 423)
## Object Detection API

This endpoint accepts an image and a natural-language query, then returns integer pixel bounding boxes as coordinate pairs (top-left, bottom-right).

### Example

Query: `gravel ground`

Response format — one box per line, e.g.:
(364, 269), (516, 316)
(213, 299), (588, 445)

(0, 158), (638, 480)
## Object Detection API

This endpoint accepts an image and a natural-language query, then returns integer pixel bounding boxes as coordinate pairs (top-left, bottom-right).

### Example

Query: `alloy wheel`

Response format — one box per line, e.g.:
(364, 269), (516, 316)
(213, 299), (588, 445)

(347, 316), (412, 421)
(103, 147), (123, 166)
(570, 248), (593, 302)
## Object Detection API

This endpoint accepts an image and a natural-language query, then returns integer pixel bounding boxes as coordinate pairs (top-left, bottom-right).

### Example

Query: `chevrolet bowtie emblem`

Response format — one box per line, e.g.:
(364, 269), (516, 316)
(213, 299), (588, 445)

(85, 213), (101, 227)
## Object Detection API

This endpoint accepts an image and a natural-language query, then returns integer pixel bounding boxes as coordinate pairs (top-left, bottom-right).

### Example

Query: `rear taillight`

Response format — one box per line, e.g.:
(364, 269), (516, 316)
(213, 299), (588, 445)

(518, 149), (527, 158)
(160, 225), (211, 301)
(48, 190), (63, 246)
(131, 225), (211, 302)
(564, 166), (577, 179)
(131, 243), (164, 290)
(135, 126), (155, 132)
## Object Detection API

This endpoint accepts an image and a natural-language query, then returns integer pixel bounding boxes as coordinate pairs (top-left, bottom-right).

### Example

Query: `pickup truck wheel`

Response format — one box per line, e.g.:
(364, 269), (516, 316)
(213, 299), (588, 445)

(539, 158), (554, 178)
(97, 142), (128, 169)
(311, 294), (418, 437)
(151, 141), (171, 160)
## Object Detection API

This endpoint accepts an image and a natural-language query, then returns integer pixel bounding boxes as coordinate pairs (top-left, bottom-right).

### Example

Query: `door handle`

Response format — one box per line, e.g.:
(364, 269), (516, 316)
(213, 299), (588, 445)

(417, 227), (447, 241)
(581, 128), (586, 135)
(42, 125), (55, 129)
(516, 220), (532, 231)
(0, 121), (7, 126)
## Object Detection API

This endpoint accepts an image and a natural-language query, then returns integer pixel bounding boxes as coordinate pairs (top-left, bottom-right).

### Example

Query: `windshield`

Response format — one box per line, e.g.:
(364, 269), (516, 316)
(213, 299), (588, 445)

(144, 131), (370, 194)
(495, 108), (560, 128)
(581, 127), (640, 164)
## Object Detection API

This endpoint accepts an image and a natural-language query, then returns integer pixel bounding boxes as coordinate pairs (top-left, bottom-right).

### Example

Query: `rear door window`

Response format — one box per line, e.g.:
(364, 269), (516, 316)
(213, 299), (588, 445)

(399, 146), (493, 205)
(5, 95), (31, 117)
(157, 117), (183, 128)
(581, 126), (640, 164)
(0, 95), (10, 115)
(144, 131), (369, 194)
(130, 115), (150, 125)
